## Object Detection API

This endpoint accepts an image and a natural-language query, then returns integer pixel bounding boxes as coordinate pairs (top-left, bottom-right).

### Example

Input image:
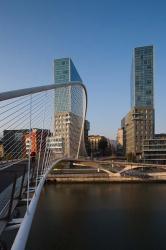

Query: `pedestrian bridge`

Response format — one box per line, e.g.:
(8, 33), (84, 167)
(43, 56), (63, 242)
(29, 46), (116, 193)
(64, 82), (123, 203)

(0, 82), (88, 249)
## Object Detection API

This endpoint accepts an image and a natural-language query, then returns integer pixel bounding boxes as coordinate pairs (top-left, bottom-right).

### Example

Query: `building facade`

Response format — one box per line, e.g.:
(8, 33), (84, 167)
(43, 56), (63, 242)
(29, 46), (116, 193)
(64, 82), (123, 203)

(54, 112), (83, 157)
(54, 58), (83, 116)
(46, 136), (64, 157)
(122, 45), (155, 159)
(117, 128), (124, 155)
(88, 135), (108, 156)
(3, 129), (28, 159)
(88, 135), (102, 152)
(131, 45), (154, 108)
(3, 129), (49, 159)
(143, 134), (166, 164)
(124, 107), (154, 157)
(54, 58), (86, 157)
(0, 140), (4, 159)
(54, 58), (82, 84)
(24, 128), (49, 156)
(117, 128), (123, 146)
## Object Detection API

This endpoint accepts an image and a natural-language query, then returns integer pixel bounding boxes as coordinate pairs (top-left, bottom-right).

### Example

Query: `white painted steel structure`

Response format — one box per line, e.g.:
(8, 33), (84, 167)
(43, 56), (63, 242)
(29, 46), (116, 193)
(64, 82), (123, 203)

(0, 82), (87, 249)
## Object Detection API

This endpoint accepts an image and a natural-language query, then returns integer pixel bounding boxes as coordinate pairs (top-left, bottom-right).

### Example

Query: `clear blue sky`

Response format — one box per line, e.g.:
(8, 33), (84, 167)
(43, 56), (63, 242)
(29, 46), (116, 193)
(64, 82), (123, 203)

(0, 0), (166, 138)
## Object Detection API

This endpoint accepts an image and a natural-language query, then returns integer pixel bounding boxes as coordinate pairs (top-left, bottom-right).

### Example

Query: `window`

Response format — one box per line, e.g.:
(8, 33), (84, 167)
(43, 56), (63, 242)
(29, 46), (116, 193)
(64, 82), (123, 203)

(146, 90), (151, 95)
(146, 100), (152, 105)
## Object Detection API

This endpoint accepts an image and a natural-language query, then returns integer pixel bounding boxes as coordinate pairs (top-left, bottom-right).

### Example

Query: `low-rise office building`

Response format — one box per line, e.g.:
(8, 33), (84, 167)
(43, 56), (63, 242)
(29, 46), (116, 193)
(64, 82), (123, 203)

(143, 134), (166, 164)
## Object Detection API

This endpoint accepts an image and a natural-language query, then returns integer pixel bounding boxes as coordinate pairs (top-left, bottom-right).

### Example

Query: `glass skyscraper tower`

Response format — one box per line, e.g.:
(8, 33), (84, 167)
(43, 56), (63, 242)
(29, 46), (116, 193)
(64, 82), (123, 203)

(54, 58), (83, 117)
(53, 58), (85, 157)
(54, 58), (82, 84)
(131, 45), (154, 108)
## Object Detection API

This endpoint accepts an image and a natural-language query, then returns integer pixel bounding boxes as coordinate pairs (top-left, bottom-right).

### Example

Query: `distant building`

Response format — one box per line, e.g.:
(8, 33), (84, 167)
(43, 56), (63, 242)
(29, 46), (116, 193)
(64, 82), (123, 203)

(3, 129), (28, 159)
(116, 128), (124, 155)
(117, 128), (123, 146)
(54, 112), (84, 157)
(143, 134), (166, 164)
(0, 140), (4, 159)
(54, 58), (83, 116)
(155, 134), (166, 139)
(54, 58), (82, 84)
(3, 128), (50, 160)
(123, 107), (154, 158)
(54, 58), (86, 157)
(121, 118), (126, 155)
(46, 136), (64, 157)
(131, 45), (154, 108)
(88, 135), (103, 152)
(24, 128), (49, 156)
(88, 135), (108, 156)
(122, 45), (155, 159)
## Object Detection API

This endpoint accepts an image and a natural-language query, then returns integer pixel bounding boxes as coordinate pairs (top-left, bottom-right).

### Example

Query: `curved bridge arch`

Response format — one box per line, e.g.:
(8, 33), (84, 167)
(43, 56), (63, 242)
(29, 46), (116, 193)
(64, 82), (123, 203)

(0, 82), (88, 249)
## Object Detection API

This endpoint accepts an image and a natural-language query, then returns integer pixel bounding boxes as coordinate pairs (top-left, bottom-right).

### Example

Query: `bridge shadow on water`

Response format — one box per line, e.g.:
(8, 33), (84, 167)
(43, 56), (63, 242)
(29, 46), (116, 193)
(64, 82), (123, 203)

(25, 182), (166, 250)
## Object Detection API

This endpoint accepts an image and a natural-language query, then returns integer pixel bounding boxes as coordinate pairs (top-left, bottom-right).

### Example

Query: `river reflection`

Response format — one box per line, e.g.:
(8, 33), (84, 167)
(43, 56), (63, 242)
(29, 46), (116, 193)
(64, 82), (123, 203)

(26, 183), (166, 250)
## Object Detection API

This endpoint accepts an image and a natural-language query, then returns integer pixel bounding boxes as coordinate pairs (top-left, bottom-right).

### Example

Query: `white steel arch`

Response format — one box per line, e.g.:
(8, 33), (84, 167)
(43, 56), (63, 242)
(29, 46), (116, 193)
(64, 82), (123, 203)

(0, 82), (87, 249)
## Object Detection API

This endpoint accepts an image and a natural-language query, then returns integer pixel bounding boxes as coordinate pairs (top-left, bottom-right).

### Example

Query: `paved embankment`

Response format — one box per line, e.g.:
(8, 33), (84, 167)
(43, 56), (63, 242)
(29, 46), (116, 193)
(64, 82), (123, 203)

(47, 173), (166, 183)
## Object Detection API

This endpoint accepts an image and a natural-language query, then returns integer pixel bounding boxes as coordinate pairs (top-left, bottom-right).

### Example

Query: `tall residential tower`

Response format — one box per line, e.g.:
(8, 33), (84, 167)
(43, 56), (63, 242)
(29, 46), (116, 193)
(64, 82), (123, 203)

(122, 45), (155, 159)
(131, 45), (154, 108)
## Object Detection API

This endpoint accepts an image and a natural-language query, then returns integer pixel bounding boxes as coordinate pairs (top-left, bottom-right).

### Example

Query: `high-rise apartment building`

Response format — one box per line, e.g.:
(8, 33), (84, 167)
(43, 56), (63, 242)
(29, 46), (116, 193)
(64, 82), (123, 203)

(122, 45), (155, 159)
(131, 45), (154, 108)
(53, 58), (86, 157)
(54, 58), (82, 84)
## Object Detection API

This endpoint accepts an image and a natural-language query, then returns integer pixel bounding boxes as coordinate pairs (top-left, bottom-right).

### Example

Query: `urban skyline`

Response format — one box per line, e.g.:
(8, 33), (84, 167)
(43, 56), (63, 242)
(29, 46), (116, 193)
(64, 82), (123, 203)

(0, 1), (166, 138)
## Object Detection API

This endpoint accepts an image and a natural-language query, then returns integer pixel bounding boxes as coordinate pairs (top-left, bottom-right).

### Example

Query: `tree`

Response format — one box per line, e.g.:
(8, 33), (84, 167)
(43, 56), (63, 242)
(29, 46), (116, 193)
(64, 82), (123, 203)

(98, 138), (108, 156)
(126, 152), (136, 162)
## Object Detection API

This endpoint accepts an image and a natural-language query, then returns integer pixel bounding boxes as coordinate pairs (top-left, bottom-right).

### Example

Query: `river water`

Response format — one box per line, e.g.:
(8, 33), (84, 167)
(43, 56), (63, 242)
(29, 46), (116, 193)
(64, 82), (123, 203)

(26, 183), (166, 250)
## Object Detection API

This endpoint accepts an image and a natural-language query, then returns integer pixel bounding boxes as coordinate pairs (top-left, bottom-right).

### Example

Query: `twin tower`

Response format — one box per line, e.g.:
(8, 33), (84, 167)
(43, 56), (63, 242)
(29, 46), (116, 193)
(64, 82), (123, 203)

(122, 45), (154, 159)
(53, 58), (86, 158)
